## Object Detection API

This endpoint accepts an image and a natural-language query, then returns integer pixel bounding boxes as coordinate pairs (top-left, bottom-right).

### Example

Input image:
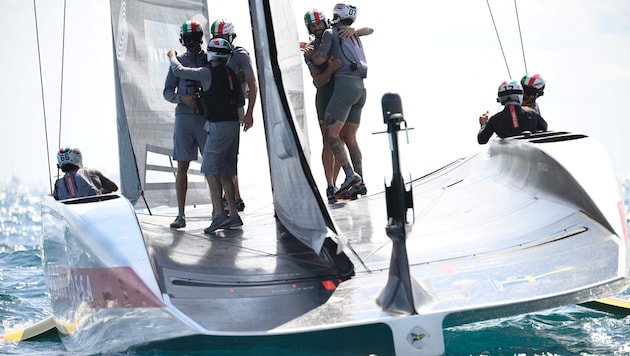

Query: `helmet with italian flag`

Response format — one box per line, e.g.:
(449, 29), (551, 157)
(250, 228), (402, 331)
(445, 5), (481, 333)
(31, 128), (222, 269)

(304, 9), (329, 33)
(210, 19), (236, 43)
(520, 73), (545, 97)
(497, 80), (523, 105)
(207, 37), (233, 62)
(179, 20), (203, 46)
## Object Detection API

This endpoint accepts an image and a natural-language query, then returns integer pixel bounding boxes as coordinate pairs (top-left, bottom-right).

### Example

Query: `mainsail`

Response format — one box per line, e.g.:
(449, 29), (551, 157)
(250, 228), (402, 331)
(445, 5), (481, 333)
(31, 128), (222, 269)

(110, 0), (338, 252)
(111, 0), (210, 207)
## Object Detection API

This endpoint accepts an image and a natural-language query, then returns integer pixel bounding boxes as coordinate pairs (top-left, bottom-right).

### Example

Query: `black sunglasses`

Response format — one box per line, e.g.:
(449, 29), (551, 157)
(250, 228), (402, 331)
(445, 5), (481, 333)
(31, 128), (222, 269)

(182, 35), (202, 45)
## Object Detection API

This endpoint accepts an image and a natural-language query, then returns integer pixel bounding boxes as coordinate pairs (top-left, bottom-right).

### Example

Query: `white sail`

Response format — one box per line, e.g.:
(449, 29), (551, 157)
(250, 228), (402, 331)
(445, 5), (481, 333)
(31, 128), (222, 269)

(111, 0), (210, 207)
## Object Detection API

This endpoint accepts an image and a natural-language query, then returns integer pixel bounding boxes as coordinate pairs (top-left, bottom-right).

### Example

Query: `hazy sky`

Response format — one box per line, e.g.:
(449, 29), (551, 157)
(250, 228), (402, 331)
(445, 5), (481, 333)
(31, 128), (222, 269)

(2, 0), (629, 191)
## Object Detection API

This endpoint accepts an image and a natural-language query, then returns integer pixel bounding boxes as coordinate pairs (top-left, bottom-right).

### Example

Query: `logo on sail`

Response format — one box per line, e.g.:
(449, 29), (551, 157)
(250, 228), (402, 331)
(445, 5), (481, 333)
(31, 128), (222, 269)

(116, 0), (128, 60)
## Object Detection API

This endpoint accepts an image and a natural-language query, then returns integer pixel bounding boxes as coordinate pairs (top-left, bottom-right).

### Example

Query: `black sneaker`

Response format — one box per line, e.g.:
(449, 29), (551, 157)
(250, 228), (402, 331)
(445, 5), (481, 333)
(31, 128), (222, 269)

(236, 198), (245, 212)
(347, 183), (367, 200)
(170, 216), (186, 228)
(204, 214), (230, 234)
(335, 173), (362, 199)
(326, 186), (338, 203)
(226, 214), (243, 228)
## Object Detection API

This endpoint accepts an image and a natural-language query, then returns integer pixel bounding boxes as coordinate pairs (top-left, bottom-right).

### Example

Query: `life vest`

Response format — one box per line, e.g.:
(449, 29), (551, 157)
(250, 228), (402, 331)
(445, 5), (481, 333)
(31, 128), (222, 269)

(53, 169), (100, 200)
(200, 64), (244, 122)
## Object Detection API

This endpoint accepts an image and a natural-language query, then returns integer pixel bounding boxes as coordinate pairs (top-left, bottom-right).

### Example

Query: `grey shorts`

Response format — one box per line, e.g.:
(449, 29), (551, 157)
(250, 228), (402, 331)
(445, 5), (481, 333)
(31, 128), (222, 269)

(201, 121), (240, 178)
(172, 113), (207, 161)
(325, 77), (366, 125)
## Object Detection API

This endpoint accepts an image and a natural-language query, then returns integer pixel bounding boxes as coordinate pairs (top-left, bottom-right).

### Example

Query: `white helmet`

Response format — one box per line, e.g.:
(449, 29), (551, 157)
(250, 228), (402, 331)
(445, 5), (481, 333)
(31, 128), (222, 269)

(207, 38), (233, 62)
(497, 80), (523, 105)
(210, 19), (236, 43)
(57, 147), (83, 169)
(179, 20), (204, 46)
(520, 73), (545, 97)
(304, 9), (329, 34)
(331, 3), (357, 25)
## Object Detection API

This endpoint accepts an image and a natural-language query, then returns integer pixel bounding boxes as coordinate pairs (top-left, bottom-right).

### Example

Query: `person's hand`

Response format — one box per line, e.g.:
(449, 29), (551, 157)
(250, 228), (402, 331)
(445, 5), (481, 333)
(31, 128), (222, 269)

(167, 49), (177, 57)
(328, 57), (342, 71)
(338, 27), (355, 39)
(180, 94), (197, 108)
(301, 45), (315, 59)
(242, 113), (253, 132)
(479, 111), (489, 125)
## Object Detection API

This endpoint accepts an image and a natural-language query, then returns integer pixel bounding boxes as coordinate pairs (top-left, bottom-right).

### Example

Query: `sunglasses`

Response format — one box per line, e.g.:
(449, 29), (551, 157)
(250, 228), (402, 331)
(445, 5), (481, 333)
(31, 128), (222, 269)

(182, 36), (202, 45)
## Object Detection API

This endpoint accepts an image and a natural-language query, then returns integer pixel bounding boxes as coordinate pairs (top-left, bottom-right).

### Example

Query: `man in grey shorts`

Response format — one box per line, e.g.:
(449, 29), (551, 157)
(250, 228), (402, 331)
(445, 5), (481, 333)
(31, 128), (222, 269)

(167, 38), (245, 233)
(210, 19), (257, 212)
(163, 20), (207, 228)
(311, 3), (369, 200)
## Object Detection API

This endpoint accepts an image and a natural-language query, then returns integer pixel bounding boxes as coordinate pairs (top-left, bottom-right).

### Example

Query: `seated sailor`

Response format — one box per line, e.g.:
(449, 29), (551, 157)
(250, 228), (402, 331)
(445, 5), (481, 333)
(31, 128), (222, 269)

(53, 147), (119, 200)
(477, 80), (547, 144)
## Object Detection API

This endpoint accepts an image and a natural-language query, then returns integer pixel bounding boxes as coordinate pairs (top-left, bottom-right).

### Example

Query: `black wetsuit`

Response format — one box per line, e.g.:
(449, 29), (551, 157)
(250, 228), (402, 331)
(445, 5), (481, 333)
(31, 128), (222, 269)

(478, 104), (547, 144)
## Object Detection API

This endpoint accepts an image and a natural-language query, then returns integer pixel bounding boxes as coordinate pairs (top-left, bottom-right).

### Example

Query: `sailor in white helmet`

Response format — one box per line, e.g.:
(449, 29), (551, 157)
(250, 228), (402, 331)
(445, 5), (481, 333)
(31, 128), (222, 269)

(521, 73), (546, 115)
(302, 8), (373, 203)
(167, 38), (246, 233)
(164, 20), (208, 229)
(309, 3), (369, 200)
(210, 19), (257, 212)
(477, 80), (548, 144)
(53, 147), (118, 200)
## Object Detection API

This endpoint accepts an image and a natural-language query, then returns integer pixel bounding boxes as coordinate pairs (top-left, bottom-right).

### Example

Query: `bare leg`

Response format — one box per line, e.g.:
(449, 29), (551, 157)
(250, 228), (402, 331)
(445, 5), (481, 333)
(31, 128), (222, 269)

(233, 176), (241, 200)
(333, 141), (343, 184)
(206, 174), (224, 217)
(320, 124), (335, 187)
(340, 122), (362, 177)
(323, 115), (352, 173)
(175, 160), (190, 215)
(222, 176), (237, 216)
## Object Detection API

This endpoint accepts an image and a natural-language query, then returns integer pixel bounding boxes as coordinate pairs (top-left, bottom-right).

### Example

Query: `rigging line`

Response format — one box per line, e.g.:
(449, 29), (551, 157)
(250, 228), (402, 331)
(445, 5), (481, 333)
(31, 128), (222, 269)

(485, 0), (511, 78)
(57, 0), (68, 162)
(514, 0), (528, 73)
(33, 0), (53, 194)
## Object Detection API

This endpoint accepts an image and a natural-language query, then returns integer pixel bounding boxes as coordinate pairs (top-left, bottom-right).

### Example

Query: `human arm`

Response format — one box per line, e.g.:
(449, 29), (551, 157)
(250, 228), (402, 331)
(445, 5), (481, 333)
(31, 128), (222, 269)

(478, 111), (489, 125)
(311, 57), (341, 88)
(163, 67), (198, 108)
(167, 49), (209, 82)
(477, 113), (494, 144)
(242, 73), (257, 132)
(338, 26), (374, 39)
(163, 68), (179, 103)
(536, 115), (548, 132)
(310, 30), (333, 66)
(89, 169), (119, 194)
(232, 49), (257, 132)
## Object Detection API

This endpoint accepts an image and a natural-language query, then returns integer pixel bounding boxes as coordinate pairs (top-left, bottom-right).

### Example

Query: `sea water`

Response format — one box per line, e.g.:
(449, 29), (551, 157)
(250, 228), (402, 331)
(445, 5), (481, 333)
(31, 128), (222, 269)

(2, 180), (630, 356)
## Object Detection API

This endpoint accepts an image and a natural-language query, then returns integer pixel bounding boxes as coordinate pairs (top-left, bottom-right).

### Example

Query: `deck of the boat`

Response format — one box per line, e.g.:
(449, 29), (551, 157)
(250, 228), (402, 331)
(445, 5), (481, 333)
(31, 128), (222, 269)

(136, 148), (625, 333)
